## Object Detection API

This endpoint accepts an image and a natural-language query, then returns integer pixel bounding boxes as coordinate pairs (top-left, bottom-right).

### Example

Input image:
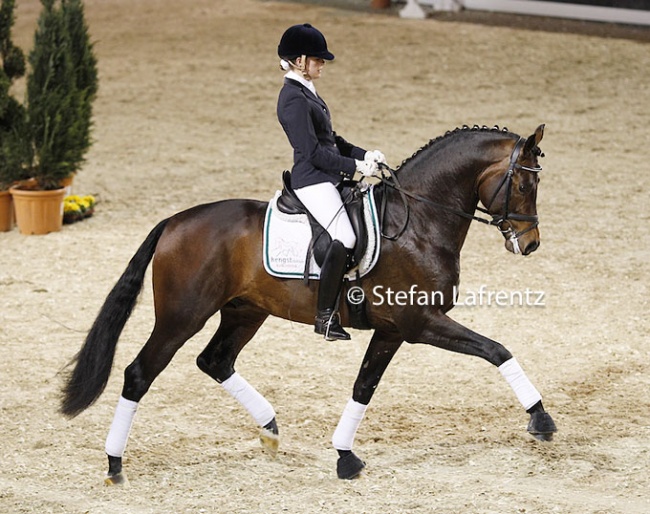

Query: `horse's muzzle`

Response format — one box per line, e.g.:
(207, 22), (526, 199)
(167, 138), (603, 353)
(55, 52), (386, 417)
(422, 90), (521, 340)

(522, 240), (540, 255)
(504, 225), (540, 256)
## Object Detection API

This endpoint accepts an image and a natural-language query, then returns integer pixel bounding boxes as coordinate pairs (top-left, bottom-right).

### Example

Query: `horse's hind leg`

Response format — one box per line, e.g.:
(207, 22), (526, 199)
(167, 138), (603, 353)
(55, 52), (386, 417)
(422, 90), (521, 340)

(195, 304), (278, 453)
(104, 312), (209, 485)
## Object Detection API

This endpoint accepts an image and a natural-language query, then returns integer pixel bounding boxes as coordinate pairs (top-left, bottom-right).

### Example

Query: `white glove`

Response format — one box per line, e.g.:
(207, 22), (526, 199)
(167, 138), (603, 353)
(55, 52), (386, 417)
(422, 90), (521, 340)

(355, 159), (378, 177)
(365, 150), (387, 165)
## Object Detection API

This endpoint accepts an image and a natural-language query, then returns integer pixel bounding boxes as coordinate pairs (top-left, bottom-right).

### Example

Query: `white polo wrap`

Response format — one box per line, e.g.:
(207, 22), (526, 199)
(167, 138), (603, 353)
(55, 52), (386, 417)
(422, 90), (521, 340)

(332, 398), (368, 451)
(105, 396), (138, 458)
(498, 357), (542, 410)
(221, 372), (276, 427)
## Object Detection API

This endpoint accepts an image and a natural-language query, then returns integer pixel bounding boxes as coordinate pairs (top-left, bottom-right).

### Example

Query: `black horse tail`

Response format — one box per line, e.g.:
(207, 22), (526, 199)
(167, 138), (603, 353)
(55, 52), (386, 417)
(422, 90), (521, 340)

(60, 219), (169, 418)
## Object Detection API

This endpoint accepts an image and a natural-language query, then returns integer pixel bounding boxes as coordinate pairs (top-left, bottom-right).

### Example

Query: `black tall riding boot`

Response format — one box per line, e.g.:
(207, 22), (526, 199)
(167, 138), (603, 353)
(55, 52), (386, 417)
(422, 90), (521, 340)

(315, 240), (351, 341)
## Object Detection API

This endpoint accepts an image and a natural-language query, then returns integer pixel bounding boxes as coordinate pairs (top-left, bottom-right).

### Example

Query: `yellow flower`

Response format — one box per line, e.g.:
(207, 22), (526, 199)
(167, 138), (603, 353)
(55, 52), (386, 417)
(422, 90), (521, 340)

(64, 200), (82, 214)
(63, 194), (96, 223)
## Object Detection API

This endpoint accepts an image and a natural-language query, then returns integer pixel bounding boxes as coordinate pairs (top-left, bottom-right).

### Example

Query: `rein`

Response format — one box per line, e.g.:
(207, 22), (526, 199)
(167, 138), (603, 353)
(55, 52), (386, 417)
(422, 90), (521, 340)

(376, 137), (542, 244)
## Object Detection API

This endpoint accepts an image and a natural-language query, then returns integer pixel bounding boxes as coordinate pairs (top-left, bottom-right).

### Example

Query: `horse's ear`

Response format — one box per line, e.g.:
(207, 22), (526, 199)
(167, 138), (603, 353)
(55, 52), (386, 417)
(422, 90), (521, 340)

(524, 124), (545, 154)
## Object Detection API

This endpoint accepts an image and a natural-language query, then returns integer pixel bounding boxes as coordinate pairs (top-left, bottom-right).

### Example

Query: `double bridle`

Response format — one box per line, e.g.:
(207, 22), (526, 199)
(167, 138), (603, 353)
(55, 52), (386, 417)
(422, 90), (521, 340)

(480, 137), (542, 252)
(376, 137), (542, 251)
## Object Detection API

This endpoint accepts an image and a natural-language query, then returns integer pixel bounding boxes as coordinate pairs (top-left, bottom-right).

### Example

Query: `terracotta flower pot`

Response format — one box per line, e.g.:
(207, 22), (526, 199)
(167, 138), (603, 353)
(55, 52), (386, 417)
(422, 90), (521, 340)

(0, 190), (15, 232)
(9, 186), (66, 235)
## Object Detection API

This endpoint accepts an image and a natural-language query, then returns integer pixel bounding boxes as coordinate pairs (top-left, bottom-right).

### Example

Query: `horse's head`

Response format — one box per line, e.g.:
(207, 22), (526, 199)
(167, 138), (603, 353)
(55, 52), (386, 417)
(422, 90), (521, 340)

(478, 125), (545, 256)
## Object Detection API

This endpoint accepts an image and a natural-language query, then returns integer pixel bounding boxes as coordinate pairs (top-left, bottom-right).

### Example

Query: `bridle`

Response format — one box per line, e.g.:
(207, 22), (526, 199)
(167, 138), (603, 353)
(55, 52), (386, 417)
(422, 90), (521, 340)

(376, 137), (542, 251)
(480, 137), (542, 253)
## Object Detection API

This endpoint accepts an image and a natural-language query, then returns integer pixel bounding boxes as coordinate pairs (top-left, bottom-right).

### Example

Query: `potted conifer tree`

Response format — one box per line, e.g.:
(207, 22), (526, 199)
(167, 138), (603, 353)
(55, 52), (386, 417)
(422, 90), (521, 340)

(0, 0), (30, 231)
(10, 0), (97, 235)
(62, 0), (97, 187)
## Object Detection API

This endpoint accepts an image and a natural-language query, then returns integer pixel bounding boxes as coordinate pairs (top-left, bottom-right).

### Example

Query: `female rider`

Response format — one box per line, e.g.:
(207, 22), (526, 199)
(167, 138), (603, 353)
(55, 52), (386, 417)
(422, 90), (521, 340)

(276, 23), (385, 341)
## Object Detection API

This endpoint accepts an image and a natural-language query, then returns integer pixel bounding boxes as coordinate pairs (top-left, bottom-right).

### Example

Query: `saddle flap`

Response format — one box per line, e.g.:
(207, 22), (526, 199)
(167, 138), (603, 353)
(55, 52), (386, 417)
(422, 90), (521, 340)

(342, 187), (368, 266)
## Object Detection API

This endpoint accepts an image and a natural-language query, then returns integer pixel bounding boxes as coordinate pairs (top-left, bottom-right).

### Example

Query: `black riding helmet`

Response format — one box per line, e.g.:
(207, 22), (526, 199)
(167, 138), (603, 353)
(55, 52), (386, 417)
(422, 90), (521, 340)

(277, 23), (335, 61)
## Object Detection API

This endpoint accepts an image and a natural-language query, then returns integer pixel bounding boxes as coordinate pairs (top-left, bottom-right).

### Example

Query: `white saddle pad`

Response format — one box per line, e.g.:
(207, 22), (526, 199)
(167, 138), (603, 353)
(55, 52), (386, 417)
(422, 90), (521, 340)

(263, 186), (381, 280)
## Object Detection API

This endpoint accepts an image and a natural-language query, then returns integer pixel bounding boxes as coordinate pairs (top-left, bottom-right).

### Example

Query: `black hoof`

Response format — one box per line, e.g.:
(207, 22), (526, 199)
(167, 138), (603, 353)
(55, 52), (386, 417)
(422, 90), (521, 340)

(105, 455), (127, 485)
(336, 450), (365, 480)
(527, 411), (557, 441)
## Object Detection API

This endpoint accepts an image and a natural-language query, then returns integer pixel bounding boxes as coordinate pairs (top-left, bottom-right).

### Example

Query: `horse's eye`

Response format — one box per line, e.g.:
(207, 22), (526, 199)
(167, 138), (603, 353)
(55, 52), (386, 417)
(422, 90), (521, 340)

(518, 183), (529, 194)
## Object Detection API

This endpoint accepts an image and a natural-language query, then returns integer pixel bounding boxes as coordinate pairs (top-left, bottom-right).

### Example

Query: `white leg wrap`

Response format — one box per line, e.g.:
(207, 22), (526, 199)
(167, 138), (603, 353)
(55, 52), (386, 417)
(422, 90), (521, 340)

(498, 357), (542, 410)
(221, 372), (276, 427)
(105, 396), (138, 458)
(332, 399), (368, 451)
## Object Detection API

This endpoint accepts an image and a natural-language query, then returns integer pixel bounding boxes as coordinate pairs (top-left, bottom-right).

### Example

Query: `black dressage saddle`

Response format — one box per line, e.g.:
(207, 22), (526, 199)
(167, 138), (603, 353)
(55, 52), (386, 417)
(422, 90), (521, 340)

(276, 170), (368, 269)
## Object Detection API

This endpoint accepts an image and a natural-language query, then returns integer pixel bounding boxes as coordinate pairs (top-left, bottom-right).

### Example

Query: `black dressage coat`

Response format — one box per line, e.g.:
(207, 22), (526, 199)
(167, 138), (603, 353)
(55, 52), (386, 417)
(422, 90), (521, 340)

(277, 78), (366, 189)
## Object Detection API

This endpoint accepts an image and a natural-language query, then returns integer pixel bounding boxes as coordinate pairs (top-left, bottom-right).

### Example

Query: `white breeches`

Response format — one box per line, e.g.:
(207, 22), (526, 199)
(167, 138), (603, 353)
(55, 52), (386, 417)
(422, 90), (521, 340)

(294, 182), (356, 250)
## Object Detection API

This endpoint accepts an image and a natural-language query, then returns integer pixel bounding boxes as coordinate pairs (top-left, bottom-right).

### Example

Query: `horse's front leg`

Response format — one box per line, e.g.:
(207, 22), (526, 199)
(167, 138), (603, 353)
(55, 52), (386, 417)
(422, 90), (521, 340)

(406, 311), (557, 440)
(333, 330), (403, 479)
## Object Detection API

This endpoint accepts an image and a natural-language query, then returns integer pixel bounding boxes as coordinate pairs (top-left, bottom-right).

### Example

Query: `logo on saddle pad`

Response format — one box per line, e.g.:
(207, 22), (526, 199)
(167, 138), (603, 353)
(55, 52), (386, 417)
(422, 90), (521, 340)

(263, 187), (381, 280)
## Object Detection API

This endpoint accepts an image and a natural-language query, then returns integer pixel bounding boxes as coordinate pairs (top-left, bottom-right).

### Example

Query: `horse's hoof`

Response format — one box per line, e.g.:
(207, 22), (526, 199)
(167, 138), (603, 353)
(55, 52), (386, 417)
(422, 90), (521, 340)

(527, 411), (557, 442)
(260, 427), (279, 456)
(104, 455), (127, 485)
(104, 471), (128, 486)
(336, 451), (366, 480)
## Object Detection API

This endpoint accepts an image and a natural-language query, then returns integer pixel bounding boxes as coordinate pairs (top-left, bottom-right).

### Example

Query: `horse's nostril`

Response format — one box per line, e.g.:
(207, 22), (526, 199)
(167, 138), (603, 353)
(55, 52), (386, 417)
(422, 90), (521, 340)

(523, 241), (540, 255)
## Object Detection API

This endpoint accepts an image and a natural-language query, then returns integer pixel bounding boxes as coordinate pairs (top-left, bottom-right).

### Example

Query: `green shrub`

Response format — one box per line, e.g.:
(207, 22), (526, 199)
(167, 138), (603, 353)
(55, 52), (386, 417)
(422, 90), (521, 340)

(25, 0), (97, 190)
(0, 0), (29, 190)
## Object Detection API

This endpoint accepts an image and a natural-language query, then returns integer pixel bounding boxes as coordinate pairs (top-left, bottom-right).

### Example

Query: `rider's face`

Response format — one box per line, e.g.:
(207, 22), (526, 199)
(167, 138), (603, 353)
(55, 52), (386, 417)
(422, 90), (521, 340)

(302, 57), (325, 80)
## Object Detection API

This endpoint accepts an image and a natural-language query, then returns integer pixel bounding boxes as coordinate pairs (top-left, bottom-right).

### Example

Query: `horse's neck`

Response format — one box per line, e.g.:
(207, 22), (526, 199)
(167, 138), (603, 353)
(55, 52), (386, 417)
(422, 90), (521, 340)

(402, 167), (477, 208)
(394, 151), (482, 243)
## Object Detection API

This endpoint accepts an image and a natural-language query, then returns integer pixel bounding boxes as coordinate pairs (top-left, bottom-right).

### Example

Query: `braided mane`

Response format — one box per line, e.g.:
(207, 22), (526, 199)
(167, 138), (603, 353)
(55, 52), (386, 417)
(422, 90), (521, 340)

(397, 124), (514, 170)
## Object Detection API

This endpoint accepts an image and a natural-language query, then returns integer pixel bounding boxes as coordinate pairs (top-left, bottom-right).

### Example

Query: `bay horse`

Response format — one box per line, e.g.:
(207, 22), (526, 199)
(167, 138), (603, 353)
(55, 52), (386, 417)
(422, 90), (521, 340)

(60, 124), (557, 483)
